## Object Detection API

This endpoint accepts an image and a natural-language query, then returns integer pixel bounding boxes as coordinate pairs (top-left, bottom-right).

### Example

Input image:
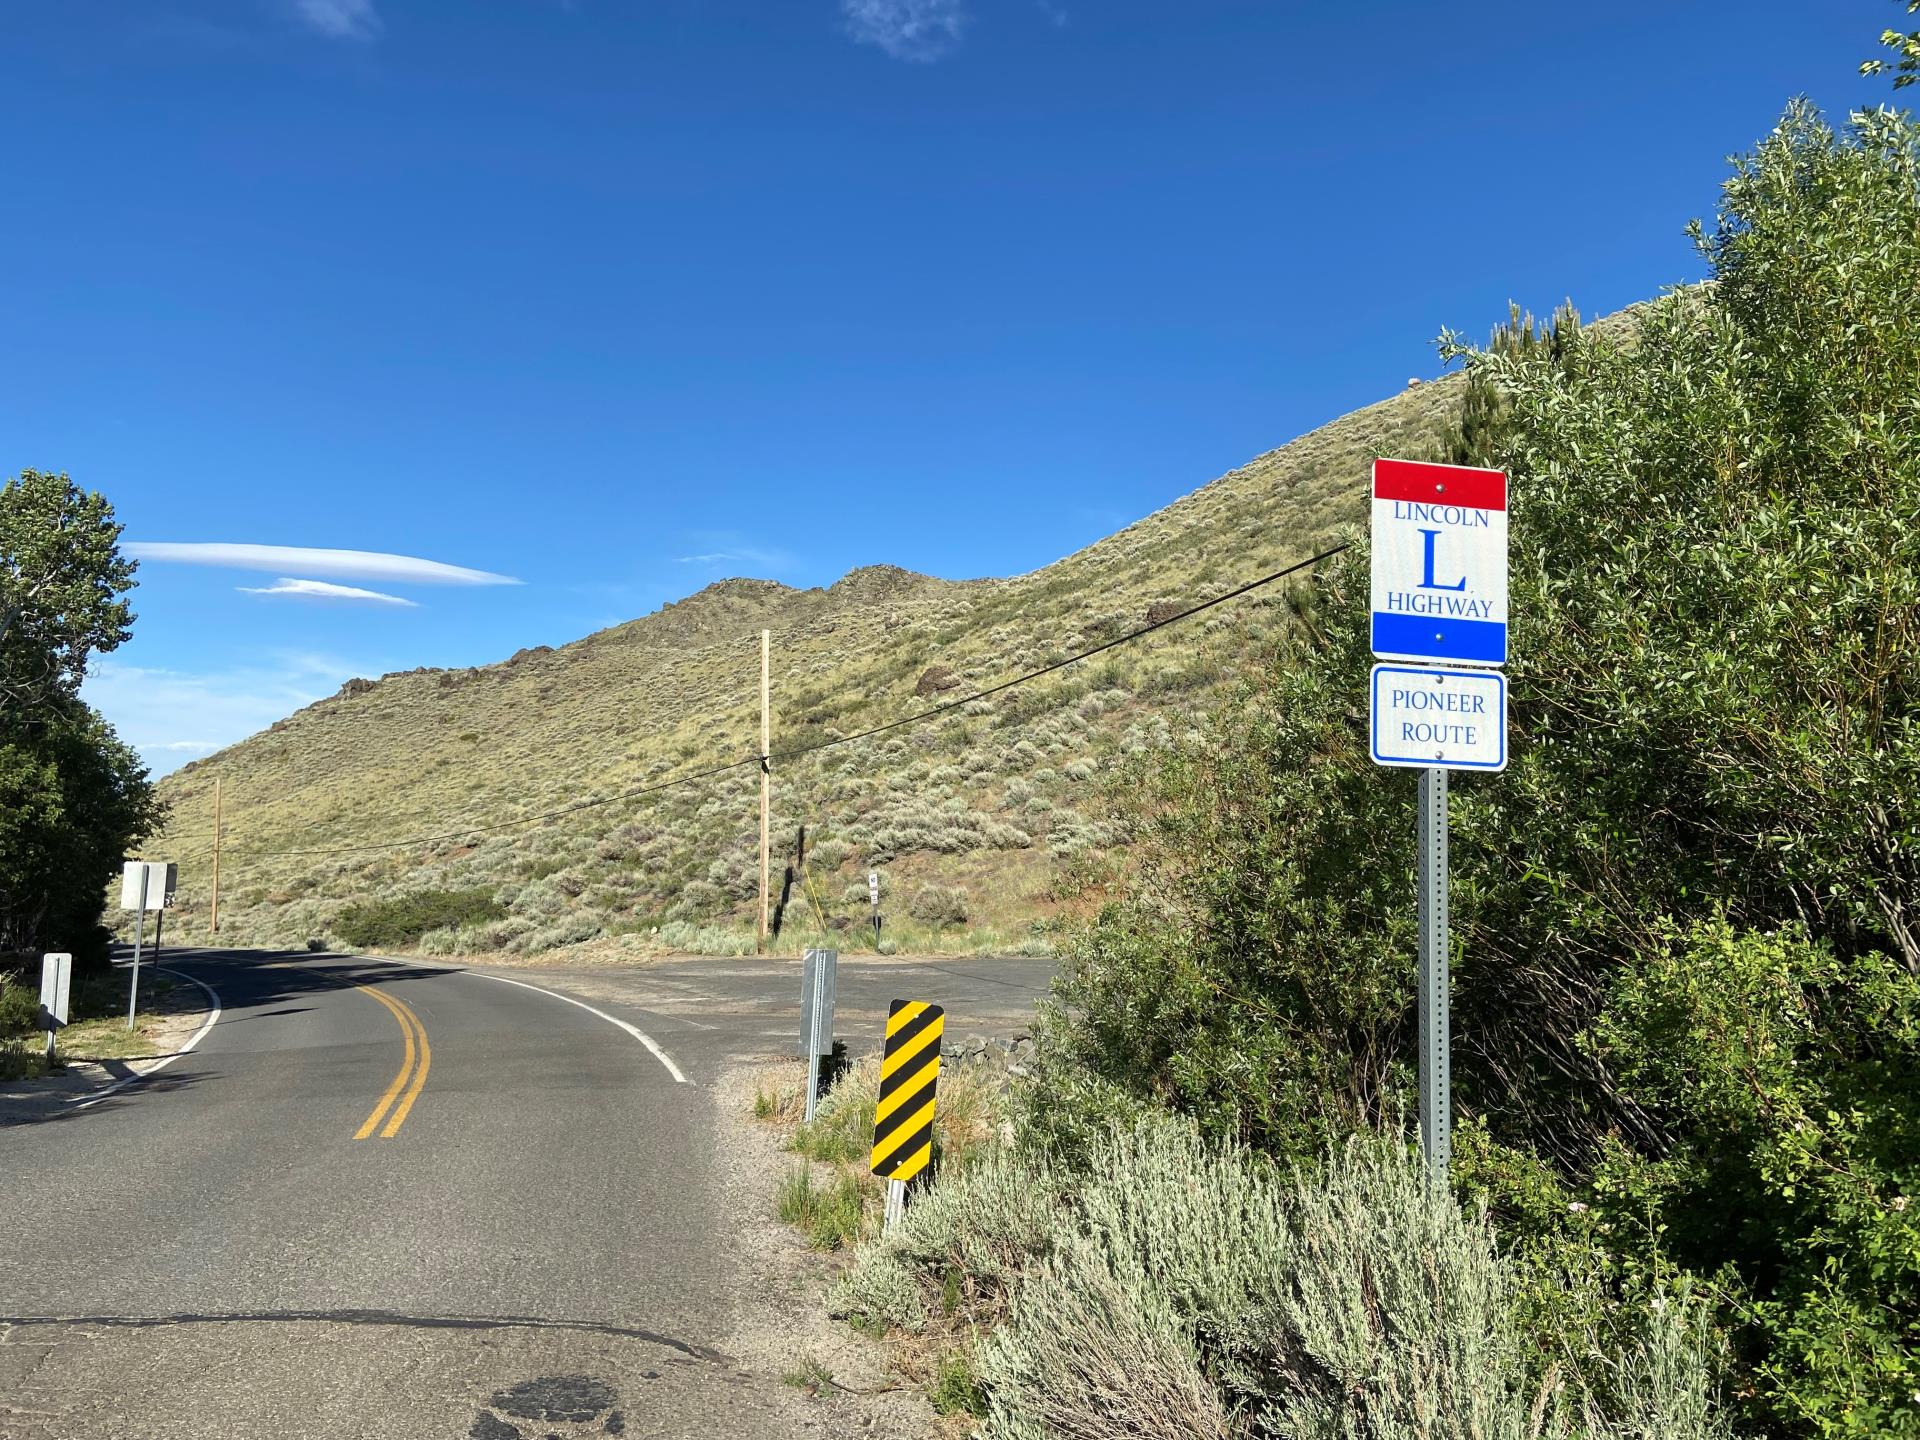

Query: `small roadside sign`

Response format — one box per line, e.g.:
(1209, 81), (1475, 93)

(39, 953), (72, 1030)
(40, 951), (72, 1062)
(1370, 664), (1507, 772)
(871, 999), (943, 1185)
(120, 860), (177, 912)
(1371, 458), (1508, 667)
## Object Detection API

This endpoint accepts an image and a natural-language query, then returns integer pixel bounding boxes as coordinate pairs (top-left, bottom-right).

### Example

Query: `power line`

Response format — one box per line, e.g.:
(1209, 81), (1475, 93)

(770, 543), (1345, 763)
(215, 541), (1350, 866)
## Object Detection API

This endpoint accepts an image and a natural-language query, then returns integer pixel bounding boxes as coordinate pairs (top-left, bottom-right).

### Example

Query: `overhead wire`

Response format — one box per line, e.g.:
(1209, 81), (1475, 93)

(212, 540), (1352, 866)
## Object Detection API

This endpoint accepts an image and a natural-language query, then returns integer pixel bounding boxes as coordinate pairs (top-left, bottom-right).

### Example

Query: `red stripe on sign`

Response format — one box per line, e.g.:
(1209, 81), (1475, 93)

(1373, 457), (1506, 511)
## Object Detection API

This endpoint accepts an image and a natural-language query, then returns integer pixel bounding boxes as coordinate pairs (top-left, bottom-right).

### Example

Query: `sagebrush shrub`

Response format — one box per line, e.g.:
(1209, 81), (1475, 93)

(333, 887), (504, 949)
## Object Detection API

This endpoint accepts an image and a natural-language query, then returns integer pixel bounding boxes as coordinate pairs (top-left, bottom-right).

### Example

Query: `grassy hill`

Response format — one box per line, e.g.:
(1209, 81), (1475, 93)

(145, 372), (1467, 959)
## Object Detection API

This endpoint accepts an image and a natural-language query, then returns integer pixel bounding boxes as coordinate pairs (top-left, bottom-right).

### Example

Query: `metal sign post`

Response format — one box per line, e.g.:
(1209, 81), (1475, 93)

(799, 948), (838, 1123)
(1368, 457), (1509, 1185)
(1416, 768), (1450, 1179)
(867, 870), (881, 947)
(118, 860), (177, 1031)
(127, 864), (150, 1030)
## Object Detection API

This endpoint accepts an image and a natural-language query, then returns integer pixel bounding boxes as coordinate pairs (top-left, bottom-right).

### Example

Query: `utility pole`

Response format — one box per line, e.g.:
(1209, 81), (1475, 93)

(210, 777), (222, 935)
(759, 628), (771, 954)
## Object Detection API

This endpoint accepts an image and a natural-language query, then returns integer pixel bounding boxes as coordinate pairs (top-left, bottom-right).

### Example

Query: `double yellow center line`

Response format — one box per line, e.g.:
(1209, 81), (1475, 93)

(353, 985), (431, 1140)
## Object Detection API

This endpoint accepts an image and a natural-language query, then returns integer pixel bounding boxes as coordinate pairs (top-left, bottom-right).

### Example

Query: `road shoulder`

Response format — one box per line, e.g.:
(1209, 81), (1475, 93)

(0, 968), (217, 1125)
(710, 1057), (937, 1438)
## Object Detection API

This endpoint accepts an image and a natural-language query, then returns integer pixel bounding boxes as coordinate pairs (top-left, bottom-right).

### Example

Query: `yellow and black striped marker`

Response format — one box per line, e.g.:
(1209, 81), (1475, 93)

(870, 999), (943, 1184)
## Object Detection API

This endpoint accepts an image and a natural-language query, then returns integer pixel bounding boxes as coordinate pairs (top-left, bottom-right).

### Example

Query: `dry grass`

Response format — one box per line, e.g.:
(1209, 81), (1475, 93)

(140, 376), (1467, 956)
(764, 1054), (1014, 1257)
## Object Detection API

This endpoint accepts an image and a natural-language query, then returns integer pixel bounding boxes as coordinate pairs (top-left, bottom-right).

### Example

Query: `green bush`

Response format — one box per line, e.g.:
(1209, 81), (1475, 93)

(333, 888), (505, 950)
(831, 1140), (1061, 1335)
(0, 978), (39, 1033)
(1040, 101), (1920, 1437)
(1587, 920), (1920, 1435)
(929, 1347), (988, 1418)
(908, 883), (970, 927)
(0, 1033), (44, 1081)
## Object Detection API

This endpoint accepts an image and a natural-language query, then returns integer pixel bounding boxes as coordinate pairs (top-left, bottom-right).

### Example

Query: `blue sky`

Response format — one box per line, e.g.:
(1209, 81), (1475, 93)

(2, 1), (1888, 773)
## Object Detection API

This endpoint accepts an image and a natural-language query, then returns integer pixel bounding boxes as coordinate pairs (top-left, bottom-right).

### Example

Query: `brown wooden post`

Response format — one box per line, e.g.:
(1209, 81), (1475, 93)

(210, 777), (222, 935)
(759, 628), (771, 953)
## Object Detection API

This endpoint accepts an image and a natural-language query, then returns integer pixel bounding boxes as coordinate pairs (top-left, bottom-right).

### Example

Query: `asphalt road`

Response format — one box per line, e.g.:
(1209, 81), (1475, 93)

(0, 947), (1054, 1440)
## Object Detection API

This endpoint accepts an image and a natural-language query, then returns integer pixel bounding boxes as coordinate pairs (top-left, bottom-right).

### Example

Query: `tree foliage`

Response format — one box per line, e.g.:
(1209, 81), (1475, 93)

(1039, 102), (1920, 1436)
(0, 471), (155, 964)
(0, 470), (137, 713)
(1861, 0), (1920, 88)
(0, 696), (161, 960)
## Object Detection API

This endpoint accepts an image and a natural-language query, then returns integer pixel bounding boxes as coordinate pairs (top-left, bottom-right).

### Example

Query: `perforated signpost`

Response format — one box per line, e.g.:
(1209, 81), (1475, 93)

(799, 947), (838, 1123)
(1369, 458), (1509, 1182)
(119, 860), (178, 1031)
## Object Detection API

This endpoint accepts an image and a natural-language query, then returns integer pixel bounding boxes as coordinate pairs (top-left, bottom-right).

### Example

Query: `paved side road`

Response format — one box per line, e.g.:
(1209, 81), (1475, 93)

(0, 947), (1054, 1439)
(474, 951), (1058, 1080)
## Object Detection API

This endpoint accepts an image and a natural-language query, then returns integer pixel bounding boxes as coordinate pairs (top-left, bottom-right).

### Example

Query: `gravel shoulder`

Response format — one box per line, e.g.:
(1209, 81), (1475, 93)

(710, 1056), (938, 1439)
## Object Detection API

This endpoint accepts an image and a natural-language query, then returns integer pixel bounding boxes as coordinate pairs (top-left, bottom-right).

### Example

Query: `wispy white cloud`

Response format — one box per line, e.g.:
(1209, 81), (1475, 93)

(671, 538), (797, 575)
(842, 0), (967, 61)
(127, 542), (520, 587)
(83, 651), (366, 777)
(237, 577), (419, 607)
(290, 0), (381, 40)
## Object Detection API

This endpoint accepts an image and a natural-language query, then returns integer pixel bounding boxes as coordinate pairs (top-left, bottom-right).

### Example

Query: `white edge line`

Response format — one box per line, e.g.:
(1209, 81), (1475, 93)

(469, 972), (690, 1085)
(70, 966), (224, 1110)
(353, 953), (690, 1086)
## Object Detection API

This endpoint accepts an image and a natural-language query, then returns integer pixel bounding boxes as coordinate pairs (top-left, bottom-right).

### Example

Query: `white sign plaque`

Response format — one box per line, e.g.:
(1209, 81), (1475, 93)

(1370, 664), (1507, 772)
(120, 861), (178, 912)
(39, 952), (72, 1030)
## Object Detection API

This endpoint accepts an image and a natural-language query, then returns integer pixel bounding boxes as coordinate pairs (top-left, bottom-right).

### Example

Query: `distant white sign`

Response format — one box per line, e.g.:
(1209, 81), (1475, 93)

(867, 871), (880, 907)
(1370, 664), (1507, 772)
(1371, 458), (1509, 667)
(39, 952), (72, 1031)
(120, 860), (178, 912)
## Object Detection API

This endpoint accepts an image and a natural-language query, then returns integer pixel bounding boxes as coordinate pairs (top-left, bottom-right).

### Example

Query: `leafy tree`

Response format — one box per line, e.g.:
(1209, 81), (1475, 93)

(0, 470), (137, 713)
(1432, 301), (1581, 469)
(1038, 102), (1920, 1436)
(0, 471), (155, 964)
(1862, 0), (1920, 88)
(0, 695), (162, 960)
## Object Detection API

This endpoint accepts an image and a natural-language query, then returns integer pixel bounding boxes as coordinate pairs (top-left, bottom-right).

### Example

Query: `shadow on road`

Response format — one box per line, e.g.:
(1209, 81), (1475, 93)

(1, 948), (463, 1128)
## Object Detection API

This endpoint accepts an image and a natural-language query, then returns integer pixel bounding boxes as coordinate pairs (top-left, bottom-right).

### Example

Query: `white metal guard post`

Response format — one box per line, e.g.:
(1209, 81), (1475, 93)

(126, 864), (151, 1030)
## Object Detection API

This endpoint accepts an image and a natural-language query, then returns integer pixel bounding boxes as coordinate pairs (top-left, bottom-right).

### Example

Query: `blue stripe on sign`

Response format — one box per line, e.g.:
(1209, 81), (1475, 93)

(1372, 612), (1507, 665)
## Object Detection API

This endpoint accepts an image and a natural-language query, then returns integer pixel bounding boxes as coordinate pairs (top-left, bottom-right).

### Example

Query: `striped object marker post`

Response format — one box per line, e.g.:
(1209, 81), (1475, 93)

(871, 999), (944, 1231)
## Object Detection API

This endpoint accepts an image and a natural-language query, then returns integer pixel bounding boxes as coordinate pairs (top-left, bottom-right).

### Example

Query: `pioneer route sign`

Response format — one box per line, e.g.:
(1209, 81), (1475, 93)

(1371, 458), (1508, 667)
(1370, 663), (1507, 772)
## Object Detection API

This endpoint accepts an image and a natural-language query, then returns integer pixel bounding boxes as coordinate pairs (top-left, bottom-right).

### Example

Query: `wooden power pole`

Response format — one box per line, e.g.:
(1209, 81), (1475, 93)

(210, 777), (222, 935)
(759, 628), (771, 954)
